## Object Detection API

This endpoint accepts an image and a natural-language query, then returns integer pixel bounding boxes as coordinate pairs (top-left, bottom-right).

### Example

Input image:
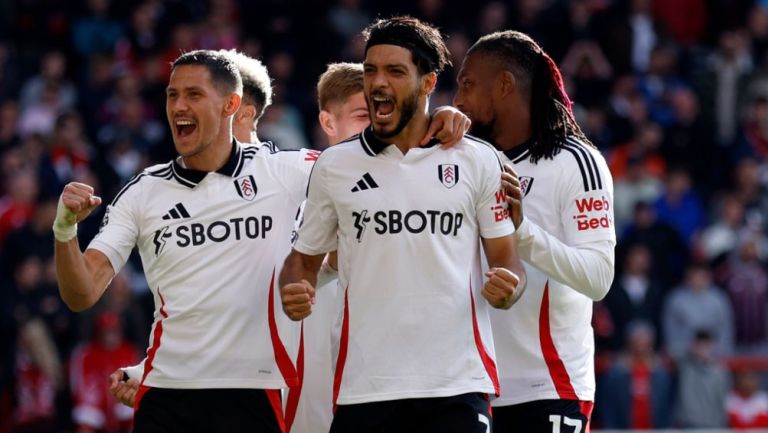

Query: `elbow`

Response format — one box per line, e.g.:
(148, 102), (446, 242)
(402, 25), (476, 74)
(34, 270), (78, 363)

(587, 266), (615, 302)
(58, 286), (98, 312)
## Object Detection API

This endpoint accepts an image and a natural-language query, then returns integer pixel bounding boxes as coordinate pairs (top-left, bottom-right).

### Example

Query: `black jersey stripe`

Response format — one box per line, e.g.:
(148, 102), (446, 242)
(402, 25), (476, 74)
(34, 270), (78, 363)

(564, 141), (596, 191)
(513, 150), (530, 164)
(112, 173), (147, 206)
(466, 134), (505, 172)
(112, 163), (173, 205)
(566, 137), (602, 190)
(560, 146), (590, 192)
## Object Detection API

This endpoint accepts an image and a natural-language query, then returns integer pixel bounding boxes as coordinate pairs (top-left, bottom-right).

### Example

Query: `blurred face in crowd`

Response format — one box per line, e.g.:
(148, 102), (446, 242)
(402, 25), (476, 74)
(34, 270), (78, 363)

(363, 45), (424, 139)
(454, 52), (502, 142)
(166, 65), (234, 162)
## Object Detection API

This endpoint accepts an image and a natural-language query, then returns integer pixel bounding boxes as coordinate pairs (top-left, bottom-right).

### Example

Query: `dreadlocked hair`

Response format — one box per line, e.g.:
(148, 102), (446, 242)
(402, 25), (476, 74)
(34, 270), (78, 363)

(468, 31), (594, 163)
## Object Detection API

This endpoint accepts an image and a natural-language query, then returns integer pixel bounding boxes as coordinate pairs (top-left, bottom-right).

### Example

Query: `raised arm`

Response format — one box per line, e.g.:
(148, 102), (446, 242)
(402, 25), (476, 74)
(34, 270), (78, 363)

(54, 182), (115, 311)
(481, 235), (527, 309)
(279, 249), (326, 321)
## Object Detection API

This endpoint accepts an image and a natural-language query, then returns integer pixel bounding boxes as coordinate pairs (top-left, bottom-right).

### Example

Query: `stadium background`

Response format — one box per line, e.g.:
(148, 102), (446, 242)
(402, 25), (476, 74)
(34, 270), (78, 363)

(1, 0), (768, 431)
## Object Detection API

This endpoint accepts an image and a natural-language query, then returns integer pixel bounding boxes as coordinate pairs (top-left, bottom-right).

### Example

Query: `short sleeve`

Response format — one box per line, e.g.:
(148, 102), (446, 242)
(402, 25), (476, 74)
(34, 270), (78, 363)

(293, 153), (339, 255)
(475, 147), (515, 239)
(87, 180), (141, 274)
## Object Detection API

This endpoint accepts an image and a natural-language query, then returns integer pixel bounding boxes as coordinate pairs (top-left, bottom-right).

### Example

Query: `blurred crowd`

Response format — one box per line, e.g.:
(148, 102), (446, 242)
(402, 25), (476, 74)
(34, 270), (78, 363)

(1, 0), (768, 431)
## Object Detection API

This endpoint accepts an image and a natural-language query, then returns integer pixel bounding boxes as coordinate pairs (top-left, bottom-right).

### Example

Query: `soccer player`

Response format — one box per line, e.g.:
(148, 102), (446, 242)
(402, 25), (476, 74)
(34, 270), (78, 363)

(54, 50), (315, 433)
(280, 16), (525, 433)
(103, 55), (472, 424)
(453, 30), (616, 432)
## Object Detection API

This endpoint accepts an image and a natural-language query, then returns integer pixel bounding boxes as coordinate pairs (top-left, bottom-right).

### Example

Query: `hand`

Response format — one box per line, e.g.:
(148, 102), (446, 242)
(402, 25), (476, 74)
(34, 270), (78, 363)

(420, 105), (471, 147)
(281, 279), (315, 321)
(109, 369), (139, 408)
(501, 164), (523, 229)
(483, 267), (520, 309)
(53, 182), (102, 242)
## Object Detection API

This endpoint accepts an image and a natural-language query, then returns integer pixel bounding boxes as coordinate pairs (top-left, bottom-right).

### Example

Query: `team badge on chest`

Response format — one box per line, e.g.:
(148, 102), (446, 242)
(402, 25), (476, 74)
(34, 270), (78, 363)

(234, 175), (258, 201)
(438, 164), (460, 189)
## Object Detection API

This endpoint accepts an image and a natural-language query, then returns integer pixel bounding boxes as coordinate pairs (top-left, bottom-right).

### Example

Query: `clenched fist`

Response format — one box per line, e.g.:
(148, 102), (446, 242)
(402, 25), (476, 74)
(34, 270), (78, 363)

(483, 267), (521, 309)
(53, 182), (102, 242)
(281, 279), (315, 321)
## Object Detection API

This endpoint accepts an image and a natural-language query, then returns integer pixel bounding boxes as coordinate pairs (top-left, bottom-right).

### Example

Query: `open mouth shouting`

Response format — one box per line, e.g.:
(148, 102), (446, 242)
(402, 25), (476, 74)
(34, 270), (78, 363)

(371, 93), (396, 122)
(175, 118), (197, 139)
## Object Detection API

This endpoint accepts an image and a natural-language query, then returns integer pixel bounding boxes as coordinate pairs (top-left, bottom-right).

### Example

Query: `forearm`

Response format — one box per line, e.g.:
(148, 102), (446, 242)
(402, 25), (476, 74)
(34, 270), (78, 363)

(55, 242), (111, 311)
(279, 249), (324, 288)
(515, 218), (614, 301)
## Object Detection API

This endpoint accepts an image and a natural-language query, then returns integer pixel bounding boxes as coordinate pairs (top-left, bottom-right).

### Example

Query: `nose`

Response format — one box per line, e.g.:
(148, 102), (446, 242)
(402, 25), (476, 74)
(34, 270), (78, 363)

(369, 70), (388, 90)
(453, 90), (464, 110)
(168, 95), (189, 114)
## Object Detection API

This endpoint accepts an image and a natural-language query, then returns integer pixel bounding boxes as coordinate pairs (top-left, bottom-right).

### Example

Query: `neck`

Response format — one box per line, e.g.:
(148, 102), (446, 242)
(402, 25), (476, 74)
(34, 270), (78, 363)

(182, 130), (233, 172)
(495, 103), (533, 151)
(383, 104), (430, 154)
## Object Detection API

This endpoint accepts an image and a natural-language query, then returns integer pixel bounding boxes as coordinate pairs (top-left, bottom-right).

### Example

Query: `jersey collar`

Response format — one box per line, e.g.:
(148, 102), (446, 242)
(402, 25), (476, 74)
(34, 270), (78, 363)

(171, 140), (245, 188)
(502, 137), (535, 163)
(360, 127), (440, 156)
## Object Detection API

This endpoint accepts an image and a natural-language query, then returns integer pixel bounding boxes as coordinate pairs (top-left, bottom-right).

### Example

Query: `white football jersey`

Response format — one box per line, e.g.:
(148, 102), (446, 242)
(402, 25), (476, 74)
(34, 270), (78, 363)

(490, 136), (615, 406)
(89, 142), (318, 390)
(294, 128), (514, 405)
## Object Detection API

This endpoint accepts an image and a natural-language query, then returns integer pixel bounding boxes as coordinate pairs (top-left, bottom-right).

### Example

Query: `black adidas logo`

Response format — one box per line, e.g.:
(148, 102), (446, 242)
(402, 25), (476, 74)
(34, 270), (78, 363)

(351, 173), (379, 192)
(162, 203), (191, 220)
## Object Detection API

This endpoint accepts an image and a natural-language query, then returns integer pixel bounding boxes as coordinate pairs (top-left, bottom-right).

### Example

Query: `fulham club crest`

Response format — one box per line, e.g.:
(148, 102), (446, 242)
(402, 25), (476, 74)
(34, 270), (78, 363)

(438, 164), (460, 188)
(234, 175), (257, 201)
(519, 176), (534, 197)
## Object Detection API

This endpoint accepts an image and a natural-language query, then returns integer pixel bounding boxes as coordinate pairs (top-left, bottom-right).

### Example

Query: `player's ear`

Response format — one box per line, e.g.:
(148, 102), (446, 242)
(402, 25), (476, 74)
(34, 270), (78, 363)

(499, 71), (516, 97)
(224, 93), (242, 116)
(421, 72), (437, 96)
(237, 104), (257, 123)
(319, 110), (335, 137)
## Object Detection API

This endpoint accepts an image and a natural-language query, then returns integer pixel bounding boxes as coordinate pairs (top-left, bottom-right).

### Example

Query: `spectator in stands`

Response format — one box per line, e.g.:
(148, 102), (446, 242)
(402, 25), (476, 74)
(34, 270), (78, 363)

(13, 319), (63, 433)
(732, 157), (768, 231)
(717, 231), (768, 353)
(663, 262), (734, 360)
(70, 311), (138, 433)
(637, 44), (685, 127)
(598, 320), (674, 429)
(0, 169), (38, 245)
(700, 193), (747, 263)
(602, 244), (666, 350)
(19, 51), (77, 114)
(620, 201), (689, 286)
(726, 369), (768, 428)
(72, 0), (124, 57)
(653, 168), (705, 245)
(675, 330), (730, 428)
(0, 99), (19, 150)
(613, 156), (663, 232)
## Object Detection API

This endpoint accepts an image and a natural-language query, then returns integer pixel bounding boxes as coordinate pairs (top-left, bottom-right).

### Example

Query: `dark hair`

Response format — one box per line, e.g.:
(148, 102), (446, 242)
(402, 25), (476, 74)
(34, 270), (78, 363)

(363, 16), (451, 75)
(468, 31), (593, 163)
(171, 50), (243, 96)
(317, 62), (364, 111)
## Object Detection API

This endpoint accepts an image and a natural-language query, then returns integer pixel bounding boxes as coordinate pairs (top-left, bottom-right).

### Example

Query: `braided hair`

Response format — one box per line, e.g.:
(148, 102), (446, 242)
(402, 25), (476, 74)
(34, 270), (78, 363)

(467, 31), (593, 163)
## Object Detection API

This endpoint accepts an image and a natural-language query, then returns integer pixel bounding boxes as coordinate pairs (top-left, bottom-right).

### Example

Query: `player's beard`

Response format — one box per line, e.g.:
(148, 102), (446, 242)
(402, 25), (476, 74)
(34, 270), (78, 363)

(469, 117), (496, 143)
(373, 87), (419, 139)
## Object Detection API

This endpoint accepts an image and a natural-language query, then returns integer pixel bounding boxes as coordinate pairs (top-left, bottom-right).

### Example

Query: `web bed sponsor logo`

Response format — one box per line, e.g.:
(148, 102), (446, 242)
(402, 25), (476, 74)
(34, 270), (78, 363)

(351, 209), (464, 242)
(572, 195), (611, 231)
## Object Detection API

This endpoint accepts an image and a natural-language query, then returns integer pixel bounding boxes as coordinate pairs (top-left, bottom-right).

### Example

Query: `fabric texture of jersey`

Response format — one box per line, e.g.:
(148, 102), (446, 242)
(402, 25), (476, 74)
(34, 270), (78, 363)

(489, 136), (615, 406)
(88, 142), (315, 390)
(294, 128), (514, 405)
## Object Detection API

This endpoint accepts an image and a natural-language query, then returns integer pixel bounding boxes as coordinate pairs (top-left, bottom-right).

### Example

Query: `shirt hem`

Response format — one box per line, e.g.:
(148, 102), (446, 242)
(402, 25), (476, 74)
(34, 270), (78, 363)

(336, 385), (496, 405)
(142, 378), (288, 390)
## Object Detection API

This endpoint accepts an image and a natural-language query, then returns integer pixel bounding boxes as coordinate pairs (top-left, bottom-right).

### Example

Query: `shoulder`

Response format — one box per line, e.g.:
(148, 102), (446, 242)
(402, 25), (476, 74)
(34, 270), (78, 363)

(459, 134), (503, 171)
(553, 136), (611, 192)
(111, 162), (174, 206)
